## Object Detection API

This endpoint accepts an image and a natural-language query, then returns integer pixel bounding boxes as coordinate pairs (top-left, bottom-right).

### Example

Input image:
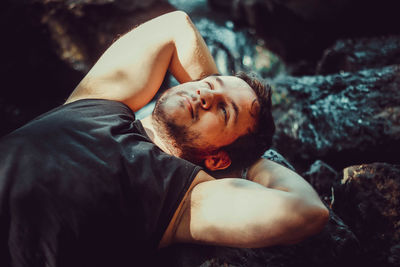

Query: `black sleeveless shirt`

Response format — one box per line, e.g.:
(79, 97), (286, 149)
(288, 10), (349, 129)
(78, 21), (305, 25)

(0, 99), (201, 267)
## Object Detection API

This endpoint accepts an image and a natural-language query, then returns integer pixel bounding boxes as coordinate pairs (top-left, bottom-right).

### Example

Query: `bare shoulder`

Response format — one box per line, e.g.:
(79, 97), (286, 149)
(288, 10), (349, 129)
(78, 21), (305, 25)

(159, 170), (214, 248)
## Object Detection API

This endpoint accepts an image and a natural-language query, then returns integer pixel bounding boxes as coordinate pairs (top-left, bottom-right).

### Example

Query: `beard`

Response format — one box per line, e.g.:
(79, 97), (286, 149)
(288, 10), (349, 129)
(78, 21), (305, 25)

(152, 88), (214, 165)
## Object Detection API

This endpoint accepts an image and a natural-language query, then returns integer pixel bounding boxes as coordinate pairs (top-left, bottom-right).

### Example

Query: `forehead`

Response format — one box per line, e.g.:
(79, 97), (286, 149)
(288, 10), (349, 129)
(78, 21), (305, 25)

(207, 75), (255, 98)
(210, 75), (257, 108)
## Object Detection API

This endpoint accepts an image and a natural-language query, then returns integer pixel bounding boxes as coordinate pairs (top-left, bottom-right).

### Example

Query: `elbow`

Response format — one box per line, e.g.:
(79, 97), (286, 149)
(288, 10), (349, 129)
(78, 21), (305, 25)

(167, 10), (192, 25)
(169, 10), (189, 18)
(167, 10), (197, 42)
(309, 203), (330, 235)
(284, 199), (330, 245)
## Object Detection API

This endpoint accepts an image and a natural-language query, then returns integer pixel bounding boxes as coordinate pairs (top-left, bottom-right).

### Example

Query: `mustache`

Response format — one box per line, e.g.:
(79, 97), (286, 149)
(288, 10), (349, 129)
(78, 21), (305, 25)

(178, 92), (200, 121)
(193, 104), (200, 121)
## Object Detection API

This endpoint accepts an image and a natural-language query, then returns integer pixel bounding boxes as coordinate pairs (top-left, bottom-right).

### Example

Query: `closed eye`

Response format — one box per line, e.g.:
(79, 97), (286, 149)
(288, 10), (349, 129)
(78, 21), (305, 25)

(219, 103), (228, 123)
(205, 81), (213, 90)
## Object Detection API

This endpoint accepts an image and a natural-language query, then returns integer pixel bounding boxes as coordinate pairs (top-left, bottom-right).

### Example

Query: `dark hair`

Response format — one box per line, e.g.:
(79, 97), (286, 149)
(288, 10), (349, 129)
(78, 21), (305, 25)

(220, 71), (275, 169)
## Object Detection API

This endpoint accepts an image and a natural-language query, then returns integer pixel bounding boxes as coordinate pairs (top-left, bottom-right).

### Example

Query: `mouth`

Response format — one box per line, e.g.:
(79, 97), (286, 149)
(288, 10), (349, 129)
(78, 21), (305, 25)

(183, 95), (194, 118)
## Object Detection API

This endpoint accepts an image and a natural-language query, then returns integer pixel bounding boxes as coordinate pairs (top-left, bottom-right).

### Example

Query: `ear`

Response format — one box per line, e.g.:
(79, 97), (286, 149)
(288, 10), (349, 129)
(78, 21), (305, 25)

(204, 150), (231, 171)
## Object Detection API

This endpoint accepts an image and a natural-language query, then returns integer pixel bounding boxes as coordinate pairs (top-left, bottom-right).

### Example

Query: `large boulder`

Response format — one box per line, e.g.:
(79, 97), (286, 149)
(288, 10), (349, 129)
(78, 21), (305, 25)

(333, 162), (400, 266)
(317, 35), (400, 75)
(271, 64), (400, 171)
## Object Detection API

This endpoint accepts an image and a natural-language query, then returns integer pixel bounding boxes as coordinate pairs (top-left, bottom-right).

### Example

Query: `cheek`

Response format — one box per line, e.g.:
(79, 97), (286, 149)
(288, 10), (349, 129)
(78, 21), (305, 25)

(161, 95), (181, 110)
(194, 115), (237, 144)
(198, 113), (221, 130)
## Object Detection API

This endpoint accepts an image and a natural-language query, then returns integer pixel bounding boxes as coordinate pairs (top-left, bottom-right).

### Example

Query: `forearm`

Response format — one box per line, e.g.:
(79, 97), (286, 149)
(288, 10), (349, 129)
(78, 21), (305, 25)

(172, 160), (329, 248)
(168, 13), (219, 82)
(246, 158), (329, 239)
(66, 11), (218, 110)
(176, 171), (329, 248)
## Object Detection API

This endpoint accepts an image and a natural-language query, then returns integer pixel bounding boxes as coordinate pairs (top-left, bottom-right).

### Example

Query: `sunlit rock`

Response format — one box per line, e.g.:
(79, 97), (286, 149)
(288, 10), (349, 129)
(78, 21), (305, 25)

(334, 162), (400, 267)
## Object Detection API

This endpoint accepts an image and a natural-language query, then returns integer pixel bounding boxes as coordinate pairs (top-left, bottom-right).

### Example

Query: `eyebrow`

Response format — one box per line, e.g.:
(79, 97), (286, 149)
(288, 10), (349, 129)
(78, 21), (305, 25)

(216, 77), (224, 86)
(230, 99), (239, 124)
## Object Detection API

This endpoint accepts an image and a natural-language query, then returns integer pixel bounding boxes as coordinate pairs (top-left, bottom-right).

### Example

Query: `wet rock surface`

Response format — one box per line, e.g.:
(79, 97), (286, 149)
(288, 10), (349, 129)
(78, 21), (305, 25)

(317, 35), (400, 75)
(271, 64), (400, 171)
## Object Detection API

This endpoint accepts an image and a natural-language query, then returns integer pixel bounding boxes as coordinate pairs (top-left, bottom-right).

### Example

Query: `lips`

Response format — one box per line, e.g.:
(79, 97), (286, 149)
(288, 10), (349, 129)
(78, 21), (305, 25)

(183, 95), (194, 118)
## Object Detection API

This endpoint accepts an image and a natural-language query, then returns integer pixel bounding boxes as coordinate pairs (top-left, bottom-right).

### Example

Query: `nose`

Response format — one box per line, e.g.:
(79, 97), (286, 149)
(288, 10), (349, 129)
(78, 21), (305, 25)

(197, 88), (221, 110)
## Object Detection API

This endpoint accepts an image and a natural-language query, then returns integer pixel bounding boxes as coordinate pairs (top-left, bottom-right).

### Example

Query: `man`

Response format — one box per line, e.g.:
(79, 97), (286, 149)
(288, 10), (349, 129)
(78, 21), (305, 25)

(0, 11), (328, 267)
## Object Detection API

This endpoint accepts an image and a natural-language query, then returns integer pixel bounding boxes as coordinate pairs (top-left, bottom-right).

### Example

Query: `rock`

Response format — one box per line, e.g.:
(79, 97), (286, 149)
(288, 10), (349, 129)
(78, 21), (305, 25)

(208, 0), (400, 73)
(155, 210), (360, 267)
(333, 162), (400, 266)
(302, 160), (339, 204)
(317, 35), (400, 75)
(271, 64), (400, 171)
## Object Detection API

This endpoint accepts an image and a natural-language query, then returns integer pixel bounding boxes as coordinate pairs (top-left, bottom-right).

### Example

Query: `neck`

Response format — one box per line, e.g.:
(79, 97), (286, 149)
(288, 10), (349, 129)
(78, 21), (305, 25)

(140, 116), (182, 157)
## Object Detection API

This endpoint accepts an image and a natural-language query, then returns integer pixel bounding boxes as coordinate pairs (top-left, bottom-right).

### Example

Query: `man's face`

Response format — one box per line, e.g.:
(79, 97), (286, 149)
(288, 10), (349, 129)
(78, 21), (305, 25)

(153, 75), (259, 160)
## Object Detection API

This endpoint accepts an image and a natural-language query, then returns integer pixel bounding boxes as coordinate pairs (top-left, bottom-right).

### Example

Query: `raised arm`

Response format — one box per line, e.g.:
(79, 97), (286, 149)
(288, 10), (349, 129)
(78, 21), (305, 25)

(66, 11), (218, 111)
(164, 159), (329, 248)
